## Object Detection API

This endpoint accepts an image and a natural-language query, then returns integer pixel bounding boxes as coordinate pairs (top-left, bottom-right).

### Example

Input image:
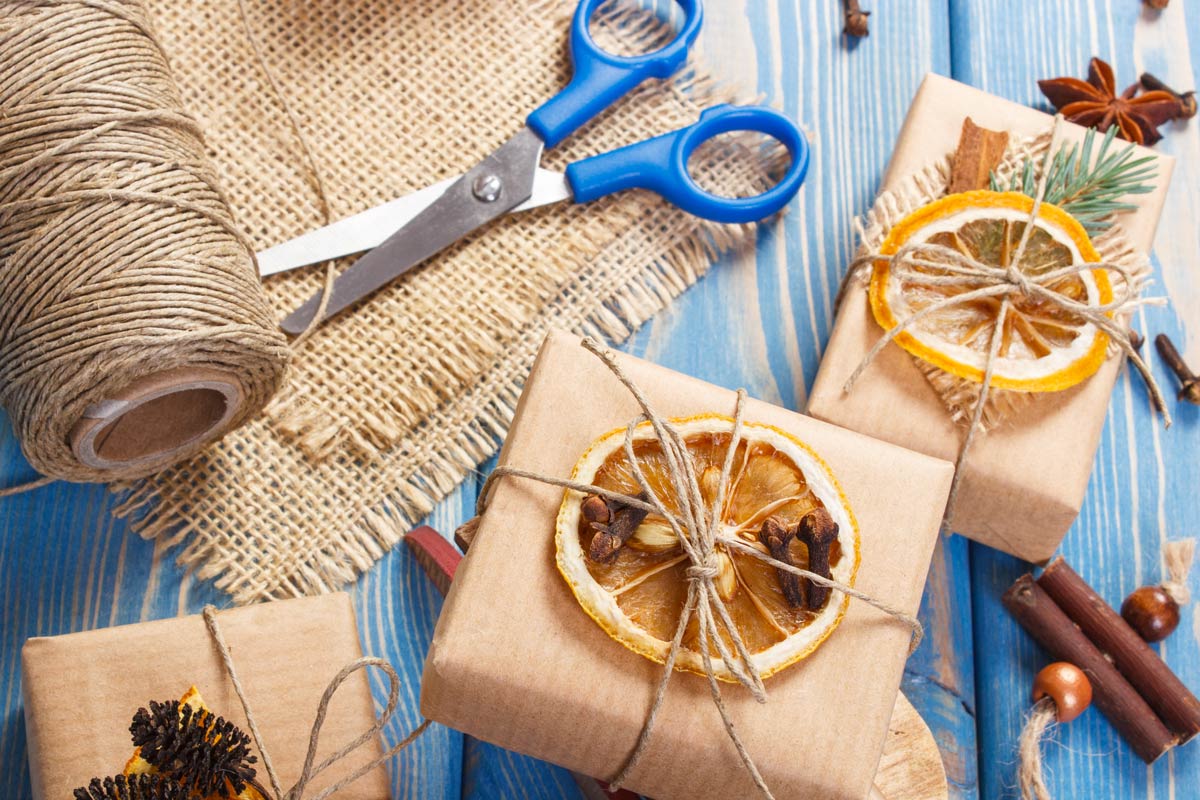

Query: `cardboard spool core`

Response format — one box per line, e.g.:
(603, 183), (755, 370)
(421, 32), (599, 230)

(69, 367), (245, 472)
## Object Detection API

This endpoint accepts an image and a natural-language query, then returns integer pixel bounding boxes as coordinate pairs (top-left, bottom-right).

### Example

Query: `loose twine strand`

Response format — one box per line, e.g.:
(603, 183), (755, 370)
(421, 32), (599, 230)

(202, 606), (430, 800)
(1017, 697), (1057, 800)
(840, 116), (1170, 533)
(0, 0), (288, 487)
(469, 337), (923, 798)
(1162, 538), (1196, 606)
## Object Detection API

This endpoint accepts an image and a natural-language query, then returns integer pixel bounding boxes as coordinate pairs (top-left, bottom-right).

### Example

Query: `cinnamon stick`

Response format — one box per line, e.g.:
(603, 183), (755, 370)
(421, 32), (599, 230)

(948, 117), (1010, 194)
(1037, 558), (1200, 742)
(1003, 574), (1175, 763)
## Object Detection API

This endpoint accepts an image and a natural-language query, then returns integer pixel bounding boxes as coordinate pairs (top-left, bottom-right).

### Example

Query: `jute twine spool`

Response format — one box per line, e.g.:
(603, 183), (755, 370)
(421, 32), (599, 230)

(0, 0), (289, 482)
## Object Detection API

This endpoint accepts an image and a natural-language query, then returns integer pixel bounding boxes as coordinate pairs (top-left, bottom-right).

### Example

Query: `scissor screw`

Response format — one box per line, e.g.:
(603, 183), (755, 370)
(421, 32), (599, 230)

(472, 174), (503, 203)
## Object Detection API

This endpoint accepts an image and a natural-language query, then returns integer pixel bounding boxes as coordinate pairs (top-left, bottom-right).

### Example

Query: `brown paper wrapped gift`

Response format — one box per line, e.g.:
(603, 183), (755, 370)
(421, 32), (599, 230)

(807, 74), (1174, 563)
(22, 594), (389, 800)
(421, 330), (954, 800)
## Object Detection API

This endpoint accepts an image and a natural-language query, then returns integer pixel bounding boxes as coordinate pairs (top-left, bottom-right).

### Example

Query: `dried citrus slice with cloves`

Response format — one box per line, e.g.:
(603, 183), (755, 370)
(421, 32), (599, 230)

(869, 190), (1113, 392)
(555, 415), (860, 681)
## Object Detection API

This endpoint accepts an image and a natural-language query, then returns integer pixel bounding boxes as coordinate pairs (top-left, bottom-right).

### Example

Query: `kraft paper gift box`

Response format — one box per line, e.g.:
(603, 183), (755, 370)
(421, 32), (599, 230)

(22, 593), (390, 800)
(421, 330), (954, 800)
(807, 74), (1174, 564)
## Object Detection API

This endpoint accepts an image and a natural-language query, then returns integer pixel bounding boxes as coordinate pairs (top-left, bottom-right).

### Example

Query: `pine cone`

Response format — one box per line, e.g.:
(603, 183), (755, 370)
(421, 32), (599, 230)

(129, 700), (258, 797)
(73, 775), (187, 800)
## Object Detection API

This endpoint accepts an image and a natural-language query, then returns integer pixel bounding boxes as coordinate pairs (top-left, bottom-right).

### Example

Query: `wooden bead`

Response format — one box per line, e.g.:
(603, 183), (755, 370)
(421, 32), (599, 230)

(1121, 586), (1180, 643)
(1032, 662), (1093, 723)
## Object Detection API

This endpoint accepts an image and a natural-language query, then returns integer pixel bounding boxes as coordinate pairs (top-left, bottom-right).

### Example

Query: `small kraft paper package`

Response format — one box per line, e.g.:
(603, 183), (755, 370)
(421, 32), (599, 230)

(22, 593), (390, 800)
(422, 330), (954, 800)
(808, 74), (1174, 563)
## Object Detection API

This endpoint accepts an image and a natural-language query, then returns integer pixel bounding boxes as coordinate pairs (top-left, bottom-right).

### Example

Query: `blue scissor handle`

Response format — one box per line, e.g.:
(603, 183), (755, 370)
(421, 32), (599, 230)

(527, 0), (703, 149)
(564, 104), (809, 224)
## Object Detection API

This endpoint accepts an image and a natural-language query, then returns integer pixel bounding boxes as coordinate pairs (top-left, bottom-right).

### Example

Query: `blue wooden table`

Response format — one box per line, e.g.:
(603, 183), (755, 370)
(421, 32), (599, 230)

(3, 1), (1199, 798)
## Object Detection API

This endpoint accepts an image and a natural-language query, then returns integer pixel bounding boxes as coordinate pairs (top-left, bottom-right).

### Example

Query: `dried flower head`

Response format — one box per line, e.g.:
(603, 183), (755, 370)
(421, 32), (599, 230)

(73, 775), (187, 800)
(129, 700), (258, 797)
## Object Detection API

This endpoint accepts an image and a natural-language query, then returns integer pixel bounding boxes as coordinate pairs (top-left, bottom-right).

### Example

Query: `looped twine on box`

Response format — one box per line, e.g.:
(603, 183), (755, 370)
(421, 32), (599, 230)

(466, 337), (923, 799)
(202, 606), (430, 800)
(840, 115), (1170, 533)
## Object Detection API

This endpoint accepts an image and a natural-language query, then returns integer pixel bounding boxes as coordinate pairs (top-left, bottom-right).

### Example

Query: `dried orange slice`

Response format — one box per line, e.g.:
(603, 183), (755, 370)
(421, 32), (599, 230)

(868, 190), (1112, 392)
(124, 686), (266, 800)
(555, 415), (860, 681)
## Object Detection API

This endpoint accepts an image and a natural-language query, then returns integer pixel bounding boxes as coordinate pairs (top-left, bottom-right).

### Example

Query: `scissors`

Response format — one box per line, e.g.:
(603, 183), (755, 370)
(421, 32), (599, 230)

(262, 0), (810, 334)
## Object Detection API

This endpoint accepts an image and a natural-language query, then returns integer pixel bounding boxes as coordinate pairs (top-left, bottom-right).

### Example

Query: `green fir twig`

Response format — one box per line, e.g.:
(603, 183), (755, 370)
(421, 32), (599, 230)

(989, 125), (1157, 235)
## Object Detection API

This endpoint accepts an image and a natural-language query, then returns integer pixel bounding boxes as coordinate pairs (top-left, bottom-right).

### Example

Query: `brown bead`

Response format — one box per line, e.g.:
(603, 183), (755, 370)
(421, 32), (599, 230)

(1032, 662), (1093, 723)
(1121, 586), (1180, 643)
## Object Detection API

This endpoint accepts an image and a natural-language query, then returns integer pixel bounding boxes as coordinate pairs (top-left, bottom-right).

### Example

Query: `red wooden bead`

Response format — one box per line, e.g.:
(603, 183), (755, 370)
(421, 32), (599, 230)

(1032, 662), (1093, 723)
(1121, 586), (1180, 643)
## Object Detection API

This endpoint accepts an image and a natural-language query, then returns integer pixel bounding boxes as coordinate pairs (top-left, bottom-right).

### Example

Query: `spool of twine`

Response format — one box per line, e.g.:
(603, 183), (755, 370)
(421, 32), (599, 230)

(0, 0), (289, 482)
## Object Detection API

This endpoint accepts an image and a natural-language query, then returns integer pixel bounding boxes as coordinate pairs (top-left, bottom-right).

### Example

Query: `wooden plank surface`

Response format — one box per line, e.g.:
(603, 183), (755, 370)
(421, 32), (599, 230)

(3, 1), (1198, 799)
(952, 1), (1200, 798)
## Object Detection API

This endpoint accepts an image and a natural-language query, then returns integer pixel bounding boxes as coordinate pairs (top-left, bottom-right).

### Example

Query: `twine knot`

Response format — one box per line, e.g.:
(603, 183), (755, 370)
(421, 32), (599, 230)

(202, 607), (430, 800)
(1003, 263), (1035, 297)
(469, 337), (924, 800)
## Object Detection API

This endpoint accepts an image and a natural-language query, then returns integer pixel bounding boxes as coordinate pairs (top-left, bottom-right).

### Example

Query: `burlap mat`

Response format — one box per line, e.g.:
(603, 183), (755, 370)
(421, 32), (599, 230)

(119, 0), (779, 602)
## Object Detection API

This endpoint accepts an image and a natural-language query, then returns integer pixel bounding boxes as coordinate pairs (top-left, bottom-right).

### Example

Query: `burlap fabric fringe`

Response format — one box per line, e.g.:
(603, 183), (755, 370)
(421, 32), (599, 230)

(0, 0), (289, 482)
(838, 116), (1168, 531)
(459, 337), (923, 799)
(102, 0), (781, 602)
(202, 606), (429, 800)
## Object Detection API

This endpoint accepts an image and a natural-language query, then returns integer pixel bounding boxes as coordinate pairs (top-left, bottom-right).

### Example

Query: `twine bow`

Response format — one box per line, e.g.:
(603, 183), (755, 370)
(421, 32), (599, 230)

(202, 606), (430, 800)
(840, 116), (1170, 531)
(471, 337), (923, 799)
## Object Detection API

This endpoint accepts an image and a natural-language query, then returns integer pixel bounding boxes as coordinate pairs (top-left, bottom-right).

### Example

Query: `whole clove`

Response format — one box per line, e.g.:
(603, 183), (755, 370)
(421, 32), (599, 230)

(843, 0), (869, 37)
(1155, 334), (1200, 404)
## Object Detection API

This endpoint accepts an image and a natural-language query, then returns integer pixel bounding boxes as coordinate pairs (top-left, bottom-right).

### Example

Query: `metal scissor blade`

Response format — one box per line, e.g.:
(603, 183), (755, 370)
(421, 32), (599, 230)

(259, 168), (570, 276)
(281, 127), (544, 334)
(256, 176), (457, 277)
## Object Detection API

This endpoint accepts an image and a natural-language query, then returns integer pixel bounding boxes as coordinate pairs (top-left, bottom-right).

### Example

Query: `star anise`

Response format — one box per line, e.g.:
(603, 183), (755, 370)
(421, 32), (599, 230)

(1038, 57), (1182, 145)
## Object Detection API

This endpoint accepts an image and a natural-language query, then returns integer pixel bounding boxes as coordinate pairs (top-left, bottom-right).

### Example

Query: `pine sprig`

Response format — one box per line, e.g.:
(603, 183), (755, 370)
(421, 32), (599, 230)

(73, 775), (188, 800)
(129, 700), (258, 797)
(990, 125), (1157, 235)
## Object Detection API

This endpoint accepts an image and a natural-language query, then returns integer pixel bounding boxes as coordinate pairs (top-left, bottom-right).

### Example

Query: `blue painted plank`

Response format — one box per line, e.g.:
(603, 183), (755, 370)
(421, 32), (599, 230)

(951, 0), (1200, 797)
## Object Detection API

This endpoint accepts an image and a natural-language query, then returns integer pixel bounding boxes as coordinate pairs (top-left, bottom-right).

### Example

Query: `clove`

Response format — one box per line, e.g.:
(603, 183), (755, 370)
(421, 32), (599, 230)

(797, 508), (838, 609)
(759, 517), (805, 607)
(1155, 334), (1200, 405)
(585, 492), (650, 562)
(842, 0), (870, 37)
(1140, 72), (1196, 119)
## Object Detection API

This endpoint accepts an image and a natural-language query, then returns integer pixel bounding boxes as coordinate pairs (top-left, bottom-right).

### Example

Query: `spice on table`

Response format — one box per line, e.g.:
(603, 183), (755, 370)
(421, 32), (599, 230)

(1155, 334), (1200, 404)
(584, 492), (651, 562)
(1140, 73), (1197, 120)
(1038, 57), (1183, 145)
(1144, 0), (1170, 9)
(1037, 558), (1200, 742)
(1002, 573), (1175, 763)
(1019, 663), (1093, 800)
(842, 0), (869, 37)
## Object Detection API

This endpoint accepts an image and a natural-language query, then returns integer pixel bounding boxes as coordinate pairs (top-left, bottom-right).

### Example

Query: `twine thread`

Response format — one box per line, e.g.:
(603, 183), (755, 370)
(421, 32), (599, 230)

(1017, 697), (1057, 800)
(1162, 538), (1196, 606)
(840, 116), (1170, 532)
(202, 606), (430, 800)
(0, 0), (288, 484)
(468, 337), (923, 798)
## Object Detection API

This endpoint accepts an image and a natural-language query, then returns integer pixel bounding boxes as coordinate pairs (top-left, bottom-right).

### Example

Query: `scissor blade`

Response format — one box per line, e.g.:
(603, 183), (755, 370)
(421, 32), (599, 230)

(256, 177), (457, 277)
(258, 168), (570, 276)
(281, 127), (544, 334)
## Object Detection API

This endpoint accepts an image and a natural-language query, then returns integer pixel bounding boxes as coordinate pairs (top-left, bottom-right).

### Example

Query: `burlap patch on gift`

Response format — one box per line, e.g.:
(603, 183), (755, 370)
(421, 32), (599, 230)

(116, 0), (783, 602)
(846, 130), (1148, 432)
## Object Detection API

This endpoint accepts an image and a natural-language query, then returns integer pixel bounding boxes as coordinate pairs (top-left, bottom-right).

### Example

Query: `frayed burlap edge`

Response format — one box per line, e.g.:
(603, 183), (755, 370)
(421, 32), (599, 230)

(845, 129), (1150, 433)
